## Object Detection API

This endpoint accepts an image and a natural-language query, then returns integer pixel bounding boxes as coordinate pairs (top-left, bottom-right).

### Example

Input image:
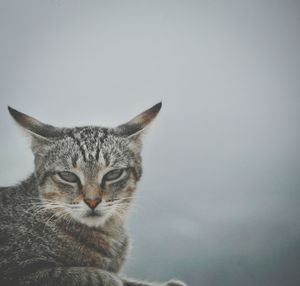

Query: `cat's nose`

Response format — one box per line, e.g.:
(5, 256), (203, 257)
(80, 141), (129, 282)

(84, 198), (101, 210)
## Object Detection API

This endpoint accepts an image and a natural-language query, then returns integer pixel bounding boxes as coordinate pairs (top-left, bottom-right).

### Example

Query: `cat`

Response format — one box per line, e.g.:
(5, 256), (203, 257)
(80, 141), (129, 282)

(0, 103), (186, 286)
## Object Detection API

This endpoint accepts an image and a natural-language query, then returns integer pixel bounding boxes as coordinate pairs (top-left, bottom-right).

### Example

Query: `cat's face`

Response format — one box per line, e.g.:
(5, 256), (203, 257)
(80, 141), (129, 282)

(9, 103), (161, 227)
(36, 127), (141, 227)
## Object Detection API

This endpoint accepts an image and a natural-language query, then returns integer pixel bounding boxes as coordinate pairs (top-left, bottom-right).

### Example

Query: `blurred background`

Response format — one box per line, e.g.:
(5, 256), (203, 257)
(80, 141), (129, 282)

(0, 1), (300, 285)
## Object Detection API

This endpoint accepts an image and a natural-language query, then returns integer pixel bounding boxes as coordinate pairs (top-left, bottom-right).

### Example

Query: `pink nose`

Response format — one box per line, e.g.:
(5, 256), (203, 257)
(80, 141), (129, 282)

(84, 198), (101, 210)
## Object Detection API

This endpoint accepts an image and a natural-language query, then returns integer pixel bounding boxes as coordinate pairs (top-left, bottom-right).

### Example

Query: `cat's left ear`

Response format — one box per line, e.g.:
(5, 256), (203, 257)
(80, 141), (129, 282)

(114, 102), (162, 139)
(8, 106), (61, 154)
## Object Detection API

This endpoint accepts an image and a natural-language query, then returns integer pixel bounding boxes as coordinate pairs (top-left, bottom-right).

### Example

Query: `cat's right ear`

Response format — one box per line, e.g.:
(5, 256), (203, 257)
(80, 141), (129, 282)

(8, 106), (61, 153)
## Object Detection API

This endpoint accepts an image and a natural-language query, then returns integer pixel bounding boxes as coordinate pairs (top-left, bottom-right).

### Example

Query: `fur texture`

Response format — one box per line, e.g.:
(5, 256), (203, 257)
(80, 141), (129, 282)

(0, 103), (186, 286)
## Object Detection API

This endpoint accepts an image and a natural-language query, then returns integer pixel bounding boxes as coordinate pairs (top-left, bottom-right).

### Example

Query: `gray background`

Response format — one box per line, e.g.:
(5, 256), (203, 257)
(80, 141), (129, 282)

(1, 1), (300, 285)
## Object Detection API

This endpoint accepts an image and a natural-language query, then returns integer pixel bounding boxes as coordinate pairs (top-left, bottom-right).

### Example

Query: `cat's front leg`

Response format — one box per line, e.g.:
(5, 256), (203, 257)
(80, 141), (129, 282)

(19, 267), (122, 286)
(122, 277), (187, 286)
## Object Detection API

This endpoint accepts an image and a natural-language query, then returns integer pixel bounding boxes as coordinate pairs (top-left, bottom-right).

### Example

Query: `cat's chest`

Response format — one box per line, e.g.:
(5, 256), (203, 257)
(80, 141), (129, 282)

(51, 225), (128, 272)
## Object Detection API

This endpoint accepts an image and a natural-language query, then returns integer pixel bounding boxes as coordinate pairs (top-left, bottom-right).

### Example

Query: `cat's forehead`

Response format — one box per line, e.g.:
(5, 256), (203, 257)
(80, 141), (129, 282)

(71, 126), (108, 141)
(68, 126), (109, 164)
(67, 126), (108, 151)
(52, 126), (131, 168)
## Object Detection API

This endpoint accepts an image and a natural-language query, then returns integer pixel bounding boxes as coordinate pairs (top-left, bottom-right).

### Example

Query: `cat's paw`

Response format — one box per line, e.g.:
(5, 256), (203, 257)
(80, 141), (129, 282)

(165, 280), (187, 286)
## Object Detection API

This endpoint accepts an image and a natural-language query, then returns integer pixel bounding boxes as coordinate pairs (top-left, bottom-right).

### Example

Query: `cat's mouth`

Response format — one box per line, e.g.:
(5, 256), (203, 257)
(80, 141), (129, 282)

(83, 210), (103, 218)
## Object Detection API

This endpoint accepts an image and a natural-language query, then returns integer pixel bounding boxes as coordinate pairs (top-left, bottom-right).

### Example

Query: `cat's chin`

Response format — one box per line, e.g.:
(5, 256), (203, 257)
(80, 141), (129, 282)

(83, 210), (102, 218)
(77, 215), (110, 228)
(70, 211), (111, 228)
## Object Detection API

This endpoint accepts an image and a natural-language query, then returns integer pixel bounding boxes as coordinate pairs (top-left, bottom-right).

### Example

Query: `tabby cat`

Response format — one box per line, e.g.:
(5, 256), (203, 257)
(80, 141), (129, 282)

(0, 103), (186, 286)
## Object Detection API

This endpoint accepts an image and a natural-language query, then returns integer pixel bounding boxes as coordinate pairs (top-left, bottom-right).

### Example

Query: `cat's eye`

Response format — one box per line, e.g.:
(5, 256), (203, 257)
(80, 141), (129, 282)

(57, 171), (79, 183)
(103, 169), (124, 182)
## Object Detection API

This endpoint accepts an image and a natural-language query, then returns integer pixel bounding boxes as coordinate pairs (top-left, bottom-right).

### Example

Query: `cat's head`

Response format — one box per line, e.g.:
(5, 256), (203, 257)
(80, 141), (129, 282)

(8, 103), (161, 227)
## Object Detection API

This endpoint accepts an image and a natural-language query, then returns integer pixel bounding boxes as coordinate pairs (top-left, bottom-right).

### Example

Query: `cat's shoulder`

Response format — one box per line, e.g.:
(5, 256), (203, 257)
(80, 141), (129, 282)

(0, 174), (38, 202)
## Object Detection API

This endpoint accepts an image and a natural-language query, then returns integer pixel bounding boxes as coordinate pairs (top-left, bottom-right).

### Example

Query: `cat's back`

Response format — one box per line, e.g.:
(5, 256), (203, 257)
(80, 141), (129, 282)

(0, 175), (45, 254)
(0, 175), (38, 219)
(0, 176), (59, 284)
(0, 175), (40, 248)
